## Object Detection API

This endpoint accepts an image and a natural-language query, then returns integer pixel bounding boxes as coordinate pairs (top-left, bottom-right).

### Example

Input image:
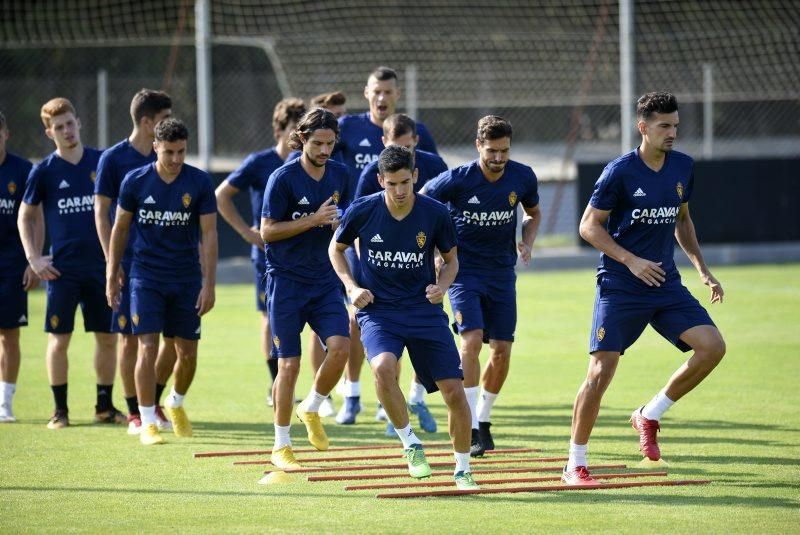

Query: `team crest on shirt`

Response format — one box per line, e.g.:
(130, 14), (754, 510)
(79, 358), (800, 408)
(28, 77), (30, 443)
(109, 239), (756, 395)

(273, 336), (281, 349)
(132, 314), (140, 326)
(596, 326), (605, 341)
(676, 182), (684, 201)
(416, 231), (426, 249)
(50, 315), (59, 329)
(332, 190), (340, 205)
(508, 191), (517, 207)
(455, 311), (463, 325)
(90, 171), (96, 183)
(182, 193), (192, 208)
(7, 181), (16, 195)
(118, 315), (128, 330)
(259, 291), (266, 305)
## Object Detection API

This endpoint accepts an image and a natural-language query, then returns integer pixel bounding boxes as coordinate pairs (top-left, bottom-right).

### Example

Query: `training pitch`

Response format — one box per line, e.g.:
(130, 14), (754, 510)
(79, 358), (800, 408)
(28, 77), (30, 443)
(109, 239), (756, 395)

(1, 264), (798, 532)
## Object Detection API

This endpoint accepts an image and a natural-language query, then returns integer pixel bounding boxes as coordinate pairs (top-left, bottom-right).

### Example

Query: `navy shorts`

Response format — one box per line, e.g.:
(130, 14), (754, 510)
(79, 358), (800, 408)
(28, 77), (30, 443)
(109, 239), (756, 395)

(111, 262), (134, 335)
(130, 277), (202, 340)
(590, 275), (715, 355)
(0, 271), (28, 329)
(266, 274), (349, 358)
(45, 270), (112, 334)
(357, 305), (463, 394)
(448, 272), (517, 343)
(253, 259), (267, 313)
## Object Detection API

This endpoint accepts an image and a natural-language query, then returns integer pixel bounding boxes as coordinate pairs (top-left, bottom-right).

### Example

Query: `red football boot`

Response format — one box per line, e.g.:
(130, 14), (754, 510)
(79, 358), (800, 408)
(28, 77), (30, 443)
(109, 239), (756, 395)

(631, 407), (661, 460)
(561, 466), (599, 486)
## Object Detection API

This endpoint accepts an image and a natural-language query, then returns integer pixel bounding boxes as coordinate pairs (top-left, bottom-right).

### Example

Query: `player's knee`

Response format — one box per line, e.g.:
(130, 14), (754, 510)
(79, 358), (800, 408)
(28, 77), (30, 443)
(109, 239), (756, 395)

(0, 328), (20, 346)
(371, 361), (396, 388)
(277, 357), (300, 376)
(460, 331), (483, 359)
(697, 335), (726, 367)
(48, 334), (70, 353)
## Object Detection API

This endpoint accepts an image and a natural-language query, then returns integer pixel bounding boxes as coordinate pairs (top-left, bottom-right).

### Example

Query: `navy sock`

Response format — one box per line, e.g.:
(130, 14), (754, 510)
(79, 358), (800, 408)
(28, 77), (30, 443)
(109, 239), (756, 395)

(155, 383), (166, 405)
(125, 396), (139, 416)
(96, 384), (113, 412)
(267, 358), (278, 382)
(52, 383), (68, 413)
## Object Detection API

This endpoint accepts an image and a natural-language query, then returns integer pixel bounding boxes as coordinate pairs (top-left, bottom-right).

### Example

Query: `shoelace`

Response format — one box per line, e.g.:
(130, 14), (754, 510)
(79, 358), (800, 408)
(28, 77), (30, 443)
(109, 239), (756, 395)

(407, 446), (426, 466)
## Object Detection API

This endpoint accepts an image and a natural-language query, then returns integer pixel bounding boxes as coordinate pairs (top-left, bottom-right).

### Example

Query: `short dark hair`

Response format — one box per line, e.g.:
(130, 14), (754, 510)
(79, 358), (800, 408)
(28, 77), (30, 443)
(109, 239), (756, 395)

(273, 97), (306, 132)
(383, 114), (417, 140)
(637, 92), (678, 120)
(378, 145), (414, 176)
(154, 118), (189, 143)
(369, 66), (398, 83)
(311, 91), (346, 108)
(130, 89), (172, 124)
(289, 108), (339, 150)
(477, 115), (513, 143)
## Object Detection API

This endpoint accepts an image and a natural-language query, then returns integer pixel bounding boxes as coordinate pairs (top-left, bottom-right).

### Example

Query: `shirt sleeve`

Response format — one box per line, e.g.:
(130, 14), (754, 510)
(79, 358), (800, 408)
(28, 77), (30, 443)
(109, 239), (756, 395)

(261, 171), (290, 220)
(420, 170), (455, 202)
(117, 172), (138, 213)
(334, 200), (362, 246)
(22, 164), (45, 205)
(198, 172), (218, 215)
(355, 163), (380, 200)
(434, 206), (458, 254)
(683, 167), (694, 203)
(589, 165), (619, 211)
(225, 154), (256, 191)
(521, 168), (540, 208)
(94, 152), (118, 197)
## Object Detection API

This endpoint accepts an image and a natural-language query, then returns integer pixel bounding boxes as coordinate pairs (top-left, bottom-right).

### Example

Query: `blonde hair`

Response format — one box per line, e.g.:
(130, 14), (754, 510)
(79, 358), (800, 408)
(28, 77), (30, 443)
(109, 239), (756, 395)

(40, 97), (77, 128)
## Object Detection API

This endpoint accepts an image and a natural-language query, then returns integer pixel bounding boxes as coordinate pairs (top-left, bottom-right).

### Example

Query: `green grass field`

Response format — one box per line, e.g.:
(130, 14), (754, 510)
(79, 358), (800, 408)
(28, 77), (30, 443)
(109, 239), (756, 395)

(2, 264), (799, 533)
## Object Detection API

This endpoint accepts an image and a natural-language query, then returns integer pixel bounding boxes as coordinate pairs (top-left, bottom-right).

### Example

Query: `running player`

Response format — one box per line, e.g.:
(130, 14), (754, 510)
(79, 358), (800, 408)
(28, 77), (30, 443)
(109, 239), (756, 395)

(18, 98), (122, 429)
(107, 118), (218, 445)
(422, 115), (541, 457)
(561, 92), (726, 485)
(330, 145), (478, 490)
(94, 89), (174, 435)
(259, 108), (350, 470)
(0, 111), (37, 423)
(337, 113), (447, 432)
(214, 98), (332, 412)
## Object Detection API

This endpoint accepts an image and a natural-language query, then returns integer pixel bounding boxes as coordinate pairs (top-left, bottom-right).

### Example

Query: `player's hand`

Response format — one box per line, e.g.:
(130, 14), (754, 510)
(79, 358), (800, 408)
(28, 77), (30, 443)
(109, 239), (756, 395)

(196, 283), (216, 316)
(242, 225), (264, 247)
(517, 241), (533, 265)
(625, 257), (665, 287)
(312, 197), (339, 227)
(348, 287), (374, 309)
(426, 284), (444, 304)
(106, 278), (121, 312)
(701, 272), (724, 304)
(30, 255), (60, 281)
(22, 265), (40, 291)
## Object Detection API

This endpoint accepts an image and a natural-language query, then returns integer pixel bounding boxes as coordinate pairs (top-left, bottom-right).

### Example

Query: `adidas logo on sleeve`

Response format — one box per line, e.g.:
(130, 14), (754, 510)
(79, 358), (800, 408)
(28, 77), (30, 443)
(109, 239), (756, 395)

(144, 196), (156, 204)
(298, 197), (310, 205)
(633, 188), (646, 197)
(370, 234), (384, 243)
(467, 196), (480, 204)
(58, 180), (70, 189)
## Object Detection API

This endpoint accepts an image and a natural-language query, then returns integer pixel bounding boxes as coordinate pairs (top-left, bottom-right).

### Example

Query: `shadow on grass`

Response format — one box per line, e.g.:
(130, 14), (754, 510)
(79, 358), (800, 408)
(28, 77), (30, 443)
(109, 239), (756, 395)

(479, 491), (798, 509)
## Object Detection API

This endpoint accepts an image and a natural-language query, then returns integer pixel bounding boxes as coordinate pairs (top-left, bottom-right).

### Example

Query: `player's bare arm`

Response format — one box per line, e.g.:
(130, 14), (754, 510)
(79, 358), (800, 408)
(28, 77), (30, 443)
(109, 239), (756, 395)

(106, 207), (133, 310)
(675, 202), (723, 303)
(196, 212), (218, 316)
(17, 201), (60, 280)
(329, 240), (374, 309)
(94, 194), (113, 259)
(260, 197), (339, 243)
(518, 204), (541, 265)
(427, 246), (459, 304)
(579, 203), (666, 287)
(215, 181), (263, 247)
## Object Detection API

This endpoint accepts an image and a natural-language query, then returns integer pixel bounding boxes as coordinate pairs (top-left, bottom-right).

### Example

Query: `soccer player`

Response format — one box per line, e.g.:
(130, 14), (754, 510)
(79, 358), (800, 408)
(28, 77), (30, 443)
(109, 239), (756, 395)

(214, 98), (336, 413)
(561, 92), (726, 485)
(337, 113), (447, 431)
(311, 91), (347, 119)
(94, 89), (174, 435)
(422, 115), (541, 457)
(106, 118), (218, 446)
(0, 111), (37, 423)
(18, 98), (122, 429)
(259, 108), (350, 470)
(334, 67), (439, 425)
(330, 145), (478, 490)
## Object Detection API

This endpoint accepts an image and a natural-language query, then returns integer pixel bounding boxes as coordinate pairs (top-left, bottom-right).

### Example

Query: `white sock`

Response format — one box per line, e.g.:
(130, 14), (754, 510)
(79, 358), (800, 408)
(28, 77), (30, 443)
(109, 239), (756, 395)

(140, 405), (157, 426)
(395, 423), (422, 449)
(464, 386), (479, 429)
(345, 380), (361, 397)
(567, 442), (588, 471)
(408, 380), (426, 404)
(454, 451), (471, 474)
(641, 390), (675, 422)
(273, 424), (292, 450)
(302, 389), (327, 412)
(477, 389), (498, 422)
(166, 387), (185, 408)
(1, 382), (15, 407)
